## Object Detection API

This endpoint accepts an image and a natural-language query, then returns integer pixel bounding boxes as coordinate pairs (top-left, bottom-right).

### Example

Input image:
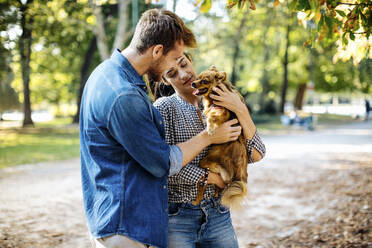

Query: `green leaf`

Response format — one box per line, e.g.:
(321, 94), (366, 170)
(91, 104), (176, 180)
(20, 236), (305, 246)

(288, 0), (298, 11)
(297, 0), (303, 9)
(350, 32), (355, 40)
(324, 15), (333, 29)
(200, 0), (212, 13)
(360, 12), (367, 24)
(335, 10), (346, 17)
(318, 15), (324, 31)
(304, 0), (311, 10)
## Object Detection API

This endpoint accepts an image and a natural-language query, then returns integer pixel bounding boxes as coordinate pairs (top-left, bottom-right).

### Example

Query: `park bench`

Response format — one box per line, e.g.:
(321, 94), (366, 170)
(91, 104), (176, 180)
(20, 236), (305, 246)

(280, 111), (315, 131)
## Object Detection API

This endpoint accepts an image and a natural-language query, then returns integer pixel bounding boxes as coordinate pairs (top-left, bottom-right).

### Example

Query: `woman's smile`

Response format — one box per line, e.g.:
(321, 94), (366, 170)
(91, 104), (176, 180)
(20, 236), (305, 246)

(183, 76), (194, 86)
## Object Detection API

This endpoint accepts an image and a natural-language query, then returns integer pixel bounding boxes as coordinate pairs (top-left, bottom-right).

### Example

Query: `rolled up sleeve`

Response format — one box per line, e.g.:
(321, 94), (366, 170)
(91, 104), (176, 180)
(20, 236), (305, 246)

(246, 131), (266, 164)
(169, 145), (183, 176)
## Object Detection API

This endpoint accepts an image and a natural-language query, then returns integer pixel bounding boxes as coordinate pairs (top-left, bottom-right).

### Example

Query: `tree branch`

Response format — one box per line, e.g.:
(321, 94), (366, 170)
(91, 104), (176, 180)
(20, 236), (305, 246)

(337, 2), (372, 6)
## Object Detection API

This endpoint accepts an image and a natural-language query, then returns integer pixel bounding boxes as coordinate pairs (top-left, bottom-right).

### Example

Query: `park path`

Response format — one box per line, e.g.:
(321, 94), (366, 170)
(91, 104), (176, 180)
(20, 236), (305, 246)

(0, 121), (371, 248)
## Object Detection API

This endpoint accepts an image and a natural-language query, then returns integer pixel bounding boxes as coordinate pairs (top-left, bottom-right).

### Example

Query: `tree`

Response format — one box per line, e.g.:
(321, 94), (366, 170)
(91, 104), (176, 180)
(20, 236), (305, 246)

(71, 0), (134, 123)
(231, 7), (249, 85)
(89, 0), (131, 61)
(73, 37), (98, 123)
(0, 45), (19, 118)
(0, 2), (19, 118)
(280, 22), (291, 113)
(195, 0), (372, 64)
(17, 0), (35, 126)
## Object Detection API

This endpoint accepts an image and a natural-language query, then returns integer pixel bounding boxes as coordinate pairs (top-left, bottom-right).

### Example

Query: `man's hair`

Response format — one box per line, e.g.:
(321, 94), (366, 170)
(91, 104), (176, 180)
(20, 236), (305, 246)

(132, 9), (196, 54)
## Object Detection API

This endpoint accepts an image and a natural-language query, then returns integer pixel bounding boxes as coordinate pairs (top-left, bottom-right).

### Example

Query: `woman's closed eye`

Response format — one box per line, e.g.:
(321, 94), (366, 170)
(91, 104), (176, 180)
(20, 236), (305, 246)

(169, 71), (177, 78)
(167, 70), (177, 78)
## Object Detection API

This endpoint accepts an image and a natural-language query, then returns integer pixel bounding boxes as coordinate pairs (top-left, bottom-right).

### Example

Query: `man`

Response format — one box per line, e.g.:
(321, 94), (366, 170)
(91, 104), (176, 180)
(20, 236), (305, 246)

(80, 9), (241, 248)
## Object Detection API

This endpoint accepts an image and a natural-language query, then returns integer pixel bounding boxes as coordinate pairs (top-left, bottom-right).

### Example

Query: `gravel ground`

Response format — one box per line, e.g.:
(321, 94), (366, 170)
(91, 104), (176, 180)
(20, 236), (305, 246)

(0, 121), (371, 248)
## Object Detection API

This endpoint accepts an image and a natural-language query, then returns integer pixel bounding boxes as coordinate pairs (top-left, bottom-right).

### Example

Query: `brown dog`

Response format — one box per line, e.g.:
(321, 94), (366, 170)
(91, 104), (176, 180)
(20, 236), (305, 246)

(191, 65), (248, 209)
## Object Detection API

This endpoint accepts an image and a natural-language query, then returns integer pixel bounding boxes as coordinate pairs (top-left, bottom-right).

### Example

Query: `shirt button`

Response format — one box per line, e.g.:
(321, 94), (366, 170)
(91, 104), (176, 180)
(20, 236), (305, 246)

(159, 120), (163, 125)
(163, 185), (166, 189)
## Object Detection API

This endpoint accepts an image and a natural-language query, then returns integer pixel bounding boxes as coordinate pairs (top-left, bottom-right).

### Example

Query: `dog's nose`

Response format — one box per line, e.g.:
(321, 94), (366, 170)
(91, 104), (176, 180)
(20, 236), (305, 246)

(191, 82), (196, 88)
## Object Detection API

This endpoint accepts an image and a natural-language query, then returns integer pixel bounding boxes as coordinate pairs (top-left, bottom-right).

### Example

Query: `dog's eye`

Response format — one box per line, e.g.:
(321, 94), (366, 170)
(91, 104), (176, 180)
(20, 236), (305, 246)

(201, 79), (208, 84)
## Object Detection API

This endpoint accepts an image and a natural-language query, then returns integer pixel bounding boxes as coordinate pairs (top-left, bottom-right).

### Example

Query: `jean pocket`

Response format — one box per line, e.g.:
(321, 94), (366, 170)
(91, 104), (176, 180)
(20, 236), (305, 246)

(168, 203), (181, 217)
(217, 204), (230, 214)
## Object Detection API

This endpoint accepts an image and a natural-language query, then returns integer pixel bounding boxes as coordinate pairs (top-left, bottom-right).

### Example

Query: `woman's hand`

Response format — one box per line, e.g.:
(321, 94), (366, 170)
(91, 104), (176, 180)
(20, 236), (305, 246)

(210, 83), (247, 115)
(207, 172), (226, 189)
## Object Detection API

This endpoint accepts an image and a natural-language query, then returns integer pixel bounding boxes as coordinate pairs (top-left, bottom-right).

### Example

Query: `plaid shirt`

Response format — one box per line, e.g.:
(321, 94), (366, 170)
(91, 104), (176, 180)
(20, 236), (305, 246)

(154, 94), (266, 203)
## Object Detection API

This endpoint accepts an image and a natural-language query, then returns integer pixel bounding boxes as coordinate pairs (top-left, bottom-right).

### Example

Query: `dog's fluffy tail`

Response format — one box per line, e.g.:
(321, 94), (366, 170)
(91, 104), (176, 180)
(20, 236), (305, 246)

(221, 181), (247, 210)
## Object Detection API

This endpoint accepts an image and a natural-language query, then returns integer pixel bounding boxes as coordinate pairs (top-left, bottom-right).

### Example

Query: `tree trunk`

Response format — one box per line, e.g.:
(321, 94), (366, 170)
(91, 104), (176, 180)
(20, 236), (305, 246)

(259, 49), (270, 112)
(73, 37), (97, 123)
(231, 8), (249, 86)
(172, 0), (177, 12)
(90, 0), (131, 60)
(258, 11), (273, 112)
(293, 83), (306, 110)
(280, 23), (291, 113)
(89, 0), (110, 60)
(19, 0), (34, 127)
(112, 0), (131, 51)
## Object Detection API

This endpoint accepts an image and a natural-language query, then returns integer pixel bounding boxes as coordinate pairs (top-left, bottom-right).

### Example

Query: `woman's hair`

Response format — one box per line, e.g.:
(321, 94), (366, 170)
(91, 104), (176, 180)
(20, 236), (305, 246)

(147, 53), (192, 101)
(132, 9), (196, 55)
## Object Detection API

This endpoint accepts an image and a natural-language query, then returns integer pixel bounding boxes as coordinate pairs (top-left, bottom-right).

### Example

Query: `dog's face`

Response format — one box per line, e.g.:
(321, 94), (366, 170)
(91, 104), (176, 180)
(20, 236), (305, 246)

(191, 66), (227, 96)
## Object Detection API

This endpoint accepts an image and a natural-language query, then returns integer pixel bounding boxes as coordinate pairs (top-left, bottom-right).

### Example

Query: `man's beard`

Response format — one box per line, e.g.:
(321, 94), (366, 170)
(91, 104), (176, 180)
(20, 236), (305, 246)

(147, 57), (164, 82)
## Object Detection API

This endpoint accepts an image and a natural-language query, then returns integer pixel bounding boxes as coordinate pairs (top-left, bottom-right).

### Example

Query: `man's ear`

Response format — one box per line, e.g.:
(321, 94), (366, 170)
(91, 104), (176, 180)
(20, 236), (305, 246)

(152, 44), (164, 60)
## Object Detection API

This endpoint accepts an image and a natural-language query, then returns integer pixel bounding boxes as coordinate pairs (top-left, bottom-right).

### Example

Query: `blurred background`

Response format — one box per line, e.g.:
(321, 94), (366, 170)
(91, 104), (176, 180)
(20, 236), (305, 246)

(0, 0), (371, 247)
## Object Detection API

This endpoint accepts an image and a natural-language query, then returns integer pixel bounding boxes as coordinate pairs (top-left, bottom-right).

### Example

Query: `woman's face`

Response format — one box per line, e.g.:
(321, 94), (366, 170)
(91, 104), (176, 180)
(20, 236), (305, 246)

(163, 55), (197, 96)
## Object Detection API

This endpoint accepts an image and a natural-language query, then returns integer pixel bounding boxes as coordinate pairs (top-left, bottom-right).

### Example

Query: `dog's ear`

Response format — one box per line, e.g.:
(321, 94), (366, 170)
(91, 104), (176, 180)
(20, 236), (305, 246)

(224, 81), (233, 92)
(215, 71), (227, 82)
(209, 65), (218, 72)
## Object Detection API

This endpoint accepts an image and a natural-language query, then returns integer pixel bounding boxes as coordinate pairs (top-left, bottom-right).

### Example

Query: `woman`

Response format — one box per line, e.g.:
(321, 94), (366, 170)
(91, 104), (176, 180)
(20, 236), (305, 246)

(151, 54), (266, 248)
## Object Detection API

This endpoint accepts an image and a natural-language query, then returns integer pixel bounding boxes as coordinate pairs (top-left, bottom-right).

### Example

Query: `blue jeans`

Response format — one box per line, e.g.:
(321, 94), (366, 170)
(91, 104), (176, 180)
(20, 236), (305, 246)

(168, 198), (239, 248)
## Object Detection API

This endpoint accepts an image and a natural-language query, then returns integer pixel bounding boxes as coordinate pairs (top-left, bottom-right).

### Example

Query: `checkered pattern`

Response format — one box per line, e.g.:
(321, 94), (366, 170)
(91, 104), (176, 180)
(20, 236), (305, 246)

(154, 94), (266, 203)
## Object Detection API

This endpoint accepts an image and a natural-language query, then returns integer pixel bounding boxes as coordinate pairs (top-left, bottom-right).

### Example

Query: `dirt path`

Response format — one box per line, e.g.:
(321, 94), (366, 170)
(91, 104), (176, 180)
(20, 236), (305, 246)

(233, 121), (372, 247)
(0, 121), (371, 248)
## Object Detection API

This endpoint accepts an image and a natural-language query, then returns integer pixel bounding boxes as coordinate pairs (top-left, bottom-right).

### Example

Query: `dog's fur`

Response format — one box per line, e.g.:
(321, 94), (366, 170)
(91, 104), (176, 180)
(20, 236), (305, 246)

(191, 66), (248, 209)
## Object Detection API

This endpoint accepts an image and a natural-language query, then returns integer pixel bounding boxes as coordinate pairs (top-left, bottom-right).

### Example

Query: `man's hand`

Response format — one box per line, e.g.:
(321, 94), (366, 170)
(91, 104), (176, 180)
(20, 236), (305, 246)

(207, 119), (241, 145)
(207, 172), (226, 189)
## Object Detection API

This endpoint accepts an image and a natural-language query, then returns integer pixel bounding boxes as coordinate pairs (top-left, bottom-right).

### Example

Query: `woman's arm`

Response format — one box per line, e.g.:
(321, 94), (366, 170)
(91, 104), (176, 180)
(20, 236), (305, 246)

(210, 83), (266, 162)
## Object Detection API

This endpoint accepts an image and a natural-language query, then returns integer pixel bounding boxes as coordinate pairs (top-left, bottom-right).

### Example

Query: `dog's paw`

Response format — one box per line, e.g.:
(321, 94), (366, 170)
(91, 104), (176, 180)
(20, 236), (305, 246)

(207, 122), (217, 135)
(207, 127), (216, 135)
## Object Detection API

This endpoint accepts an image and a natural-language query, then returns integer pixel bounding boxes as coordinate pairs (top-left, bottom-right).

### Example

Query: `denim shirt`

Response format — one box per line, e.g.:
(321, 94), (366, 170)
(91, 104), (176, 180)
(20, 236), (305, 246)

(80, 50), (182, 248)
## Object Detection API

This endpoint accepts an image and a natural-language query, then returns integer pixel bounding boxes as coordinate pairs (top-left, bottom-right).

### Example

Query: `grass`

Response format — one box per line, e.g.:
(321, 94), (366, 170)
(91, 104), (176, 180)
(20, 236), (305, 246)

(254, 113), (356, 133)
(0, 117), (79, 168)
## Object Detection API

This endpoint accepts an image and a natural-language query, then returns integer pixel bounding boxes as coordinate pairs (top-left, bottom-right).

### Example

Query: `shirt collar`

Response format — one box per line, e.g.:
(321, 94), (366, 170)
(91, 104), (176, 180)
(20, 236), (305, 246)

(110, 49), (147, 89)
(175, 94), (203, 111)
